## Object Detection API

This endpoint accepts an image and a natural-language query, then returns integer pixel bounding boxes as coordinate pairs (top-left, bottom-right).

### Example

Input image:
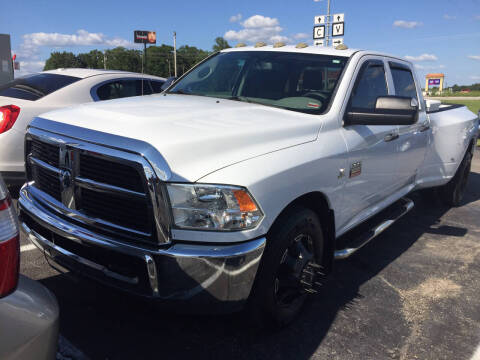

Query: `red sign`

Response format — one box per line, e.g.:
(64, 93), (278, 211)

(134, 31), (156, 44)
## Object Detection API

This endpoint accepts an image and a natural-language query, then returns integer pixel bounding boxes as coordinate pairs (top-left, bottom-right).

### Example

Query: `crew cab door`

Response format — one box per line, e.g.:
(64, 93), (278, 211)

(388, 61), (428, 188)
(339, 57), (400, 232)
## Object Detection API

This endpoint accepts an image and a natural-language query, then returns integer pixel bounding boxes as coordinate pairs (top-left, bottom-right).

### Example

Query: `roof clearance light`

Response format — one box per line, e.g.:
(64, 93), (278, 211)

(296, 42), (308, 49)
(273, 42), (286, 48)
(335, 44), (348, 50)
(254, 42), (267, 48)
(235, 43), (247, 48)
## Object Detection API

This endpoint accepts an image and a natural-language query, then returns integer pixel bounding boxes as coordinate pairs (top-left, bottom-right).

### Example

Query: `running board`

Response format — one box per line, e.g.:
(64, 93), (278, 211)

(334, 198), (414, 260)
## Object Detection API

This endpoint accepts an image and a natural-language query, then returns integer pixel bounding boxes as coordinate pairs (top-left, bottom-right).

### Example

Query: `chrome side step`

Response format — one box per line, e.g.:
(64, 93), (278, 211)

(334, 197), (414, 260)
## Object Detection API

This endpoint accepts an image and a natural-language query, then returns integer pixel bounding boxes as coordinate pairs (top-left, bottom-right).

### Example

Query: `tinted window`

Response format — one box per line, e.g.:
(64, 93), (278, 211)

(350, 61), (388, 110)
(96, 79), (152, 100)
(150, 80), (165, 93)
(169, 51), (348, 115)
(391, 67), (417, 99)
(0, 73), (80, 101)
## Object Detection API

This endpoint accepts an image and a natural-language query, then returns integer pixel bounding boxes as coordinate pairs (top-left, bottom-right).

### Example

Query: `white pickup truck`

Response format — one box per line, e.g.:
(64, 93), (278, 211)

(18, 44), (479, 326)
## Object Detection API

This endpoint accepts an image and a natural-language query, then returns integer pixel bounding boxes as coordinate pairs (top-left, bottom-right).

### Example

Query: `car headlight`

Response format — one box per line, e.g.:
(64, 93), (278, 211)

(166, 183), (263, 231)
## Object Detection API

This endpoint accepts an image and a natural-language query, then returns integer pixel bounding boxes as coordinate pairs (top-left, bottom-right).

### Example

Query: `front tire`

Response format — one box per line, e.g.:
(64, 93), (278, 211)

(248, 207), (324, 327)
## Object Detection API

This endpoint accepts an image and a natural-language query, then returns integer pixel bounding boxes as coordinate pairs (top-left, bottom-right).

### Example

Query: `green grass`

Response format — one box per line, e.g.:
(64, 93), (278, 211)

(442, 100), (480, 114)
(443, 91), (480, 97)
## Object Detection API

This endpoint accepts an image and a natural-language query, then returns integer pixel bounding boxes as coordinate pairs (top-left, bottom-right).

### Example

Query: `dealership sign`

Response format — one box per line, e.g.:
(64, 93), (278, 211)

(428, 79), (441, 85)
(134, 30), (156, 44)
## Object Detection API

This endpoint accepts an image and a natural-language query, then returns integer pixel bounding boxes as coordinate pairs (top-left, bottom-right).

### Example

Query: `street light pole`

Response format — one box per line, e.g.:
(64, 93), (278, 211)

(173, 31), (177, 78)
(326, 0), (331, 46)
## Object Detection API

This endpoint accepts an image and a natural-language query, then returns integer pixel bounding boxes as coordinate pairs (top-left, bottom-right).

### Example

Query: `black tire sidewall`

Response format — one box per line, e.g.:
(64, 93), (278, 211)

(249, 207), (324, 327)
(441, 150), (472, 206)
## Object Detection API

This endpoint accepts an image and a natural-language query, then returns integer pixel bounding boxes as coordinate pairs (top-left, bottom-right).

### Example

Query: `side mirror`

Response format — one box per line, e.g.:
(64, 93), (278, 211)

(344, 96), (419, 126)
(161, 76), (177, 91)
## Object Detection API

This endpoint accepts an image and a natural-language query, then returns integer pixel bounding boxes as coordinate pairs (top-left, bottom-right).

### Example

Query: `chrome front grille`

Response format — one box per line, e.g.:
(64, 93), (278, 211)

(30, 138), (59, 168)
(79, 153), (145, 193)
(33, 165), (62, 201)
(25, 130), (164, 245)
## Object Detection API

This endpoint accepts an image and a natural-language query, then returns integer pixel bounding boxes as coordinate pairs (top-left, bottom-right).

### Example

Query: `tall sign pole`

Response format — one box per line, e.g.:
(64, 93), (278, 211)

(326, 0), (331, 46)
(173, 31), (177, 78)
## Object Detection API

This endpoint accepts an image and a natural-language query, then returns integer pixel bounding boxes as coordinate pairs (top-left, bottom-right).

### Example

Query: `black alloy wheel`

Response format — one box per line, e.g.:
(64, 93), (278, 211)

(248, 207), (324, 327)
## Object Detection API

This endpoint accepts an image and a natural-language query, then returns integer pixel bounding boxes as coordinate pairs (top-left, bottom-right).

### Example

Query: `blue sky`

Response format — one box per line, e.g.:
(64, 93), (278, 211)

(1, 0), (479, 85)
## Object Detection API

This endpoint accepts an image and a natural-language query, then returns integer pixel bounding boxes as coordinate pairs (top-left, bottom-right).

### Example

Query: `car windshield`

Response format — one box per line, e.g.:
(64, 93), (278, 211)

(169, 51), (349, 114)
(0, 73), (81, 101)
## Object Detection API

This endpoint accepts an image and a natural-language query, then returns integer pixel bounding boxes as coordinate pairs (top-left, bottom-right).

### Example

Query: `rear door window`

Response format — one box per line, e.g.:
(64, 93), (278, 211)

(96, 79), (152, 100)
(0, 73), (80, 101)
(389, 63), (418, 99)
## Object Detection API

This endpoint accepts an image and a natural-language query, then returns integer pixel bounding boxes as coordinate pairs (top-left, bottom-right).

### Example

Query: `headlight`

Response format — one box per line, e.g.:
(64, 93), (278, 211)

(166, 183), (263, 231)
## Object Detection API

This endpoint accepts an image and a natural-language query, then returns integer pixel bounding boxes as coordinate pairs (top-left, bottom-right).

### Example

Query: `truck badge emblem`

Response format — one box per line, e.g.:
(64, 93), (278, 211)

(59, 145), (76, 210)
(349, 162), (362, 178)
(59, 169), (72, 188)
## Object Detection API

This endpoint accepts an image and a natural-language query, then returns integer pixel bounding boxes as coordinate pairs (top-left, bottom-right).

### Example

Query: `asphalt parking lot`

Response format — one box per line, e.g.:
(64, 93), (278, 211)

(18, 149), (480, 360)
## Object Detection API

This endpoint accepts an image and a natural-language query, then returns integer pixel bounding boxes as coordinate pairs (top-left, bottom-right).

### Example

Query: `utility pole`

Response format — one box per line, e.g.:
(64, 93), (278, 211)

(173, 31), (177, 78)
(103, 52), (107, 70)
(143, 42), (146, 74)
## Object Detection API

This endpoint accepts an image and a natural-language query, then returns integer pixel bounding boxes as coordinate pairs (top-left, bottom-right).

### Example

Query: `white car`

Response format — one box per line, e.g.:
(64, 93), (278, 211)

(0, 69), (165, 188)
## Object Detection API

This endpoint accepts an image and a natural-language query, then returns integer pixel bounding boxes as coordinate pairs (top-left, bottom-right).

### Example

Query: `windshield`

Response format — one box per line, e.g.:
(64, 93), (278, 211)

(169, 51), (348, 114)
(0, 73), (81, 101)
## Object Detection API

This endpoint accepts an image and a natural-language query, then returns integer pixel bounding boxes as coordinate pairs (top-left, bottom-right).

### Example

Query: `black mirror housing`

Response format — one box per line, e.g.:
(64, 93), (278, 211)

(161, 76), (178, 91)
(344, 96), (418, 126)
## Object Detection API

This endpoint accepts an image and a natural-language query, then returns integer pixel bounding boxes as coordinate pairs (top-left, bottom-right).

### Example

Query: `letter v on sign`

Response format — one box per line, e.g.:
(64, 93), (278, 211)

(332, 22), (344, 37)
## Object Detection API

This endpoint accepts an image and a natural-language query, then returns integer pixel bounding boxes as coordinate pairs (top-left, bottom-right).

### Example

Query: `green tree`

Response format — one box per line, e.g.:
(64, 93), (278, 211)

(176, 45), (209, 76)
(43, 51), (82, 70)
(43, 43), (214, 76)
(212, 37), (231, 52)
(104, 47), (142, 72)
(146, 44), (174, 77)
(77, 50), (105, 69)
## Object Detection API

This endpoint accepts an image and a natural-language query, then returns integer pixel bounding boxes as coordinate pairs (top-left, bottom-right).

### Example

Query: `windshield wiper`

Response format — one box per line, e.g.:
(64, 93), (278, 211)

(167, 89), (193, 95)
(227, 96), (254, 103)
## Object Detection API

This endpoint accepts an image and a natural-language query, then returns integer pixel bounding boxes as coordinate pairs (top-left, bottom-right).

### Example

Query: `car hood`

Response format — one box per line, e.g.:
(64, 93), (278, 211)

(38, 94), (322, 181)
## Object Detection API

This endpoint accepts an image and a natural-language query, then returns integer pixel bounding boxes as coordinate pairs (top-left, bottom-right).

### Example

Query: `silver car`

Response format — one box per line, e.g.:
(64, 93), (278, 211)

(0, 176), (59, 360)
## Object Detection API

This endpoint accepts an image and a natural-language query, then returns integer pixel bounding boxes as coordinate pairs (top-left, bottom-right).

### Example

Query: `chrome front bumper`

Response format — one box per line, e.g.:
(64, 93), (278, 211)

(18, 186), (266, 313)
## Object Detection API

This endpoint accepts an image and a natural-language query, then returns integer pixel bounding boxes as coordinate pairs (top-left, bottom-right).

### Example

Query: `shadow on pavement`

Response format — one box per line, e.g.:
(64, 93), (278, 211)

(39, 171), (480, 360)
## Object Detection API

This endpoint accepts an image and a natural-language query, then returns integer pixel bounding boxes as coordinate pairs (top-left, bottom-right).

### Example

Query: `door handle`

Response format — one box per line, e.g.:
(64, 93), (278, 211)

(384, 133), (399, 142)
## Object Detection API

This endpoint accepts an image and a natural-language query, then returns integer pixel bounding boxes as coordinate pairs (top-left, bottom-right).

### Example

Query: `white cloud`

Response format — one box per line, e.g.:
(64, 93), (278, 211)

(405, 53), (438, 62)
(471, 75), (480, 80)
(229, 14), (242, 23)
(15, 29), (131, 60)
(293, 33), (309, 40)
(443, 14), (456, 20)
(242, 15), (279, 28)
(468, 55), (480, 60)
(224, 15), (289, 44)
(393, 20), (423, 29)
(414, 64), (445, 70)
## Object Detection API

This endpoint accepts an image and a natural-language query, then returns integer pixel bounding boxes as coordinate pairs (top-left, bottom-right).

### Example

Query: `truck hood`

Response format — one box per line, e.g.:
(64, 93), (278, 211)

(38, 94), (322, 181)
